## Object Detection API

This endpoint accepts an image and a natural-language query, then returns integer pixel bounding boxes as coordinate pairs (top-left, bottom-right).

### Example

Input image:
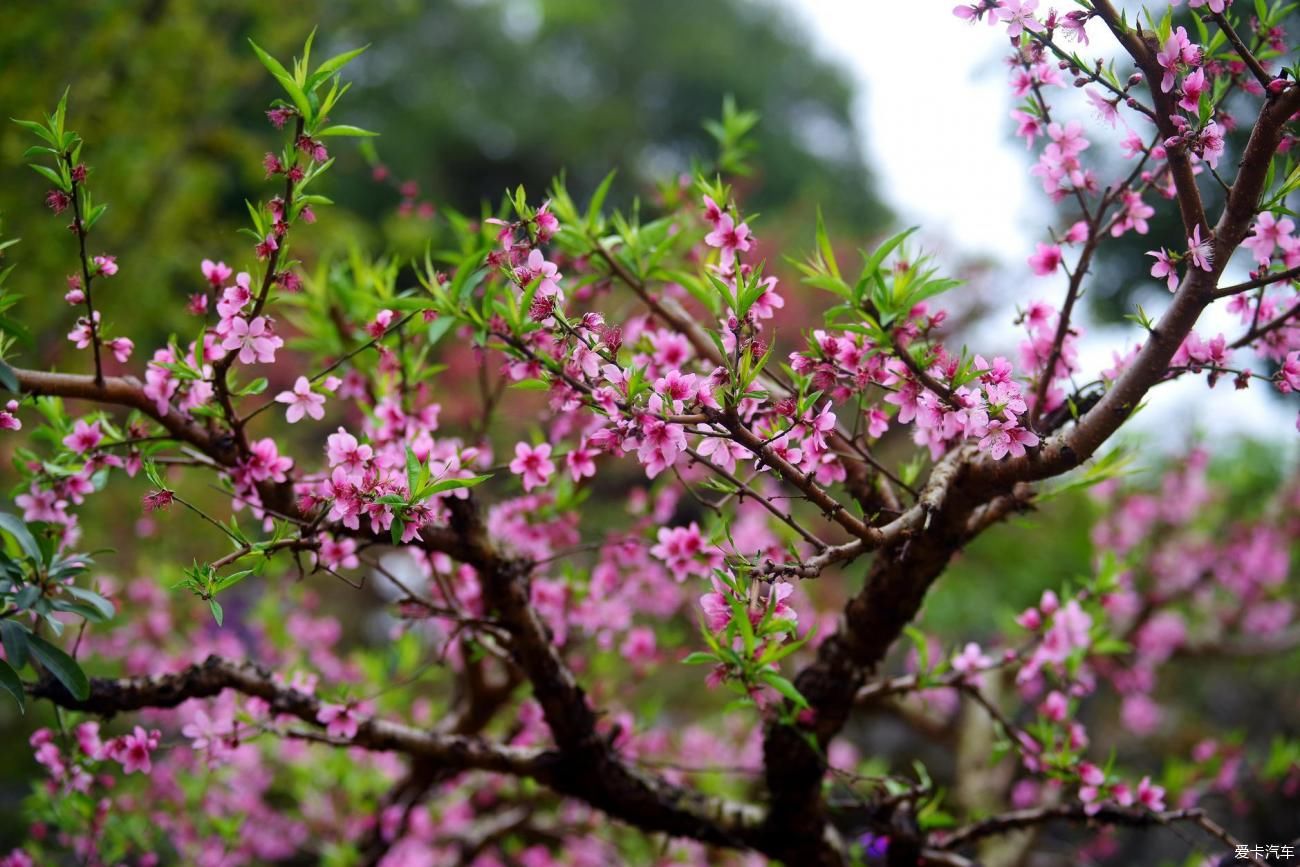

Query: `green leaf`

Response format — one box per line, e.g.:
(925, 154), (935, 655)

(53, 86), (70, 143)
(27, 632), (88, 700)
(11, 118), (56, 145)
(405, 446), (421, 496)
(416, 474), (492, 499)
(0, 659), (23, 713)
(61, 585), (114, 620)
(14, 585), (40, 610)
(213, 569), (255, 594)
(51, 599), (109, 623)
(249, 39), (312, 120)
(235, 377), (268, 396)
(0, 513), (41, 563)
(28, 163), (67, 191)
(316, 124), (378, 138)
(84, 203), (108, 230)
(249, 37), (293, 85)
(815, 206), (840, 281)
(209, 599), (224, 627)
(1, 620), (31, 669)
(0, 359), (18, 393)
(681, 652), (717, 665)
(309, 44), (370, 90)
(761, 672), (809, 709)
(586, 169), (618, 227)
(904, 625), (930, 674)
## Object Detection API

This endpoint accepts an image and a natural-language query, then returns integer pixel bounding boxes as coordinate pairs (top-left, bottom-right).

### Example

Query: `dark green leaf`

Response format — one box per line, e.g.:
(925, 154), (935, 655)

(1, 620), (30, 669)
(27, 632), (88, 700)
(0, 359), (18, 394)
(62, 585), (114, 620)
(0, 659), (23, 713)
(0, 513), (40, 564)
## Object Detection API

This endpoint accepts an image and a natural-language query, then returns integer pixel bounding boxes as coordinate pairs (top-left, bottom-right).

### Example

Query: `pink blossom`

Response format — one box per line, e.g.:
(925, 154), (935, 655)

(326, 427), (373, 478)
(1041, 690), (1068, 722)
(620, 627), (657, 665)
(1085, 89), (1118, 127)
(67, 311), (99, 349)
(75, 722), (102, 760)
(1278, 352), (1300, 393)
(92, 255), (118, 276)
(255, 233), (279, 260)
(275, 376), (326, 423)
(1079, 761), (1105, 788)
(704, 213), (753, 270)
(62, 419), (102, 453)
(113, 726), (158, 774)
(523, 249), (563, 299)
(534, 201), (559, 241)
(510, 442), (556, 491)
(699, 584), (732, 632)
(1146, 248), (1179, 292)
(201, 259), (232, 287)
(1186, 225), (1213, 272)
(1178, 67), (1207, 113)
(1135, 776), (1166, 810)
(566, 440), (597, 482)
(221, 316), (282, 364)
(651, 522), (708, 580)
(978, 420), (1039, 460)
(1027, 242), (1062, 276)
(1121, 693), (1163, 735)
(106, 336), (133, 362)
(0, 400), (20, 432)
(242, 437), (293, 484)
(768, 581), (797, 625)
(317, 536), (359, 571)
(952, 642), (993, 686)
(1011, 108), (1043, 146)
(996, 0), (1044, 37)
(317, 703), (361, 740)
(1156, 27), (1199, 94)
(1243, 212), (1295, 264)
(701, 195), (724, 226)
(866, 408), (889, 439)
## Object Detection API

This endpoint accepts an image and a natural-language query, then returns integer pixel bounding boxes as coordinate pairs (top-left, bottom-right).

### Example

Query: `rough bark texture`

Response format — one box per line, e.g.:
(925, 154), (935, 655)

(11, 38), (1299, 864)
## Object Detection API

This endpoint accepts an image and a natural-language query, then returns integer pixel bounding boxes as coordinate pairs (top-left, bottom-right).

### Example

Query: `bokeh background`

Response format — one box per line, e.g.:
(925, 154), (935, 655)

(0, 1), (1296, 864)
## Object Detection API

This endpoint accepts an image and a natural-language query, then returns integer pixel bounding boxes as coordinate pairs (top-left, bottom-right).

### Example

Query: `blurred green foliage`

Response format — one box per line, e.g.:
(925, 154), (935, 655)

(0, 0), (887, 365)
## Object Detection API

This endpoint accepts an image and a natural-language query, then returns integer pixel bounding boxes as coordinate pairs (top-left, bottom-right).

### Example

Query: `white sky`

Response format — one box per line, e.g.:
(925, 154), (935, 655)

(783, 0), (1297, 451)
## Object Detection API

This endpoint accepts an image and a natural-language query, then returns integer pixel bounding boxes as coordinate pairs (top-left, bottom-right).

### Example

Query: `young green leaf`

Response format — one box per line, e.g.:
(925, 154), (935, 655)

(308, 45), (370, 91)
(316, 124), (377, 138)
(761, 672), (809, 709)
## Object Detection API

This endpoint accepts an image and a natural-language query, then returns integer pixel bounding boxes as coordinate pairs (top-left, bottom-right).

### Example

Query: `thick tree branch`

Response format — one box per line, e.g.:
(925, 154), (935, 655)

(28, 655), (543, 777)
(15, 368), (224, 456)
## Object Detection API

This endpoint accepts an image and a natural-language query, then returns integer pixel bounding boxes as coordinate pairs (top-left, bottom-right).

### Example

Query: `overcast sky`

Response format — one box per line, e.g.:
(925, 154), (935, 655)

(783, 0), (1296, 453)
